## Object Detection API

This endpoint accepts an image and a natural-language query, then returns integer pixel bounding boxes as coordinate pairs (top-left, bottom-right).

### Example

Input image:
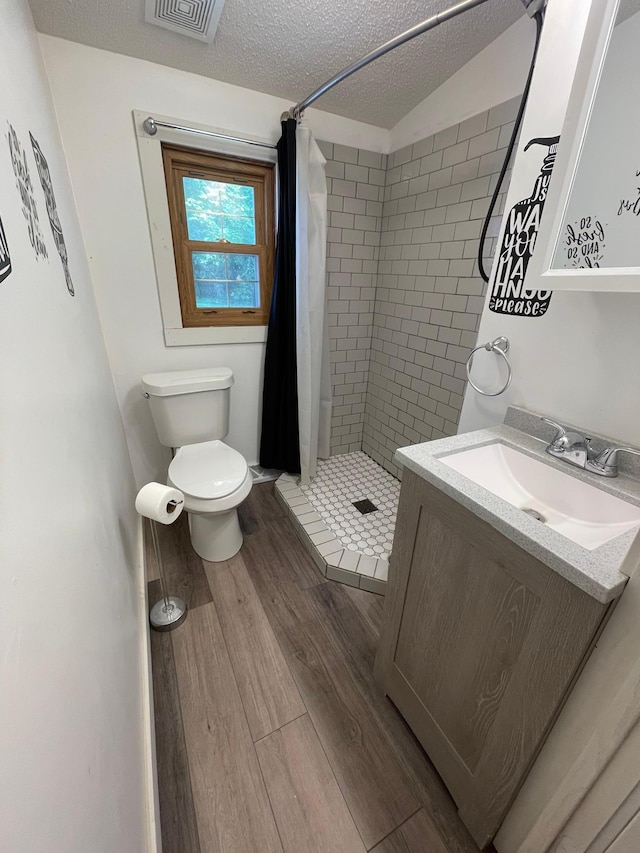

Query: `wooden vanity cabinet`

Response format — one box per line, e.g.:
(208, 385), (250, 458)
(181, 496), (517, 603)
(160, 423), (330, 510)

(375, 469), (614, 849)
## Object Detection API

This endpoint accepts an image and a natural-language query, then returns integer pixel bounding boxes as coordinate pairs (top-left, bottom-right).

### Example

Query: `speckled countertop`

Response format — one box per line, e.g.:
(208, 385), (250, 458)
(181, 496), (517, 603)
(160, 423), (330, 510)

(395, 420), (640, 604)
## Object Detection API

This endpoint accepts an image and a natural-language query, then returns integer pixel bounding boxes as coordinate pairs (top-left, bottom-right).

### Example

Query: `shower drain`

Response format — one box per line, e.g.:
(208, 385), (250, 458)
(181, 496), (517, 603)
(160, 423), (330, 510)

(522, 507), (546, 523)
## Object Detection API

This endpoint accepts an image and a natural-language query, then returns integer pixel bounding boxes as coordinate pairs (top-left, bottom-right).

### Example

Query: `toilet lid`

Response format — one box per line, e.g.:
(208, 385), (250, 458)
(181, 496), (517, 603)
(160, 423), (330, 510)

(169, 440), (248, 499)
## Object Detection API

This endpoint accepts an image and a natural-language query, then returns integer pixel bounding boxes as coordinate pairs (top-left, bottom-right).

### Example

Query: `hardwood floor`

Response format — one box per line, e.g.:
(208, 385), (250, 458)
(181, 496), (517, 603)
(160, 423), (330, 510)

(147, 483), (492, 853)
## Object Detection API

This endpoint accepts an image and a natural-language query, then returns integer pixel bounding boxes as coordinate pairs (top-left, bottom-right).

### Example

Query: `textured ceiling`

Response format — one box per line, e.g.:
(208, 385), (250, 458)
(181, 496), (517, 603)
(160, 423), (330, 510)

(28, 0), (525, 128)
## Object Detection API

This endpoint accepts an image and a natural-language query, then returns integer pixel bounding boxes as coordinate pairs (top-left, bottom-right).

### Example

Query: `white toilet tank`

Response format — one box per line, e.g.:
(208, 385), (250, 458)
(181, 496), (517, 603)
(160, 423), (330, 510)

(141, 367), (233, 448)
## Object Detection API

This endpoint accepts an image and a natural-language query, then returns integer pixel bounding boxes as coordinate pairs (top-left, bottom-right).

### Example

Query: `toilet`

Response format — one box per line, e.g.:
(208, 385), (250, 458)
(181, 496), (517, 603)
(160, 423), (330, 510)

(141, 367), (252, 562)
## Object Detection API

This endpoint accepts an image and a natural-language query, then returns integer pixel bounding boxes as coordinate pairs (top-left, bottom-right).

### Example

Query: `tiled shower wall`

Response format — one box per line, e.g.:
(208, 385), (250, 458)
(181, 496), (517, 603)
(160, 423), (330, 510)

(362, 97), (520, 476)
(316, 141), (387, 455)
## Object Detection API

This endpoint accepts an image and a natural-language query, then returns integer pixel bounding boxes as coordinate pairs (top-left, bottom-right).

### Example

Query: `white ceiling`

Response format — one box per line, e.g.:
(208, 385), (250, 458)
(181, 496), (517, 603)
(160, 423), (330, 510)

(28, 0), (525, 128)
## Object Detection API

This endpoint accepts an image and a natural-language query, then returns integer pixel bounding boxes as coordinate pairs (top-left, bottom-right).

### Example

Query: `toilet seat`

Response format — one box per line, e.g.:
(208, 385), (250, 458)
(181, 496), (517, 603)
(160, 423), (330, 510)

(168, 440), (248, 499)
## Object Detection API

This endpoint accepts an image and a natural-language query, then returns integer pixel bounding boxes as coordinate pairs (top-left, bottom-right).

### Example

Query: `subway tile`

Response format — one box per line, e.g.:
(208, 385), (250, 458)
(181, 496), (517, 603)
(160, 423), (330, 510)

(358, 149), (383, 169)
(498, 122), (516, 150)
(454, 219), (483, 241)
(412, 135), (434, 159)
(443, 294), (467, 312)
(446, 343), (471, 363)
(457, 110), (488, 142)
(442, 140), (470, 168)
(407, 174), (431, 196)
(468, 127), (501, 159)
(470, 197), (491, 219)
(451, 157), (481, 185)
(346, 163), (370, 183)
(429, 167), (453, 190)
(434, 277), (458, 294)
(392, 144), (413, 167)
(452, 312), (478, 332)
(333, 143), (359, 164)
(478, 147), (509, 177)
(401, 159), (421, 180)
(415, 190), (437, 211)
(433, 124), (458, 151)
(325, 160), (345, 179)
(487, 96), (521, 130)
(448, 258), (475, 277)
(430, 309), (453, 326)
(357, 182), (382, 201)
(422, 207), (447, 226)
(419, 150), (444, 175)
(432, 223), (456, 242)
(332, 178), (357, 197)
(390, 181), (410, 200)
(343, 197), (367, 215)
(331, 211), (355, 229)
(445, 201), (473, 223)
(460, 175), (491, 202)
(439, 241), (465, 259)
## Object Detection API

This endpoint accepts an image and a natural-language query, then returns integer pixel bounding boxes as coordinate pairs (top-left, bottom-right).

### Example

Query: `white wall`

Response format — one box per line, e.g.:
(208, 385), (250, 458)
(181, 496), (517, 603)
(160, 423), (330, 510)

(459, 3), (640, 447)
(40, 36), (389, 486)
(0, 3), (150, 852)
(390, 16), (535, 152)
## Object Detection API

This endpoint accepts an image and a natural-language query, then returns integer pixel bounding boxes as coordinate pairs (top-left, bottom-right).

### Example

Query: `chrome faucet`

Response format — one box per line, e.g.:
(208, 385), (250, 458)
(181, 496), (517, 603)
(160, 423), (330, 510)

(542, 417), (591, 469)
(586, 446), (640, 478)
(541, 417), (640, 478)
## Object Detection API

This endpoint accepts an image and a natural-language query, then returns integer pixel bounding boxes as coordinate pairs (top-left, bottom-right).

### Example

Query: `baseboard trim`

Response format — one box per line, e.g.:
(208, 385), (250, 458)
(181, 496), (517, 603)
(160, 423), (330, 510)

(138, 516), (162, 853)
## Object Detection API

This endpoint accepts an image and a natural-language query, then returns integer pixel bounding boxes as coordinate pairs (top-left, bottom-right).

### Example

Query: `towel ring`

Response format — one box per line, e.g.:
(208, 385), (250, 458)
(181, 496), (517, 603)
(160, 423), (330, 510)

(466, 336), (512, 397)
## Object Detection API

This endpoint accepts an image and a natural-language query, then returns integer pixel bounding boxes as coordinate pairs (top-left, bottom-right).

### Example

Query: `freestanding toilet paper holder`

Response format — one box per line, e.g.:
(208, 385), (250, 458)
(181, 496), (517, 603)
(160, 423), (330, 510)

(135, 483), (188, 632)
(148, 514), (187, 632)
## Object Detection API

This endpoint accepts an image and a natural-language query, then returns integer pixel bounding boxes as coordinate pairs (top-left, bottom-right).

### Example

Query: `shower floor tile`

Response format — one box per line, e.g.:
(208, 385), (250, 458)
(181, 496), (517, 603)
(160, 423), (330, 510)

(275, 452), (401, 593)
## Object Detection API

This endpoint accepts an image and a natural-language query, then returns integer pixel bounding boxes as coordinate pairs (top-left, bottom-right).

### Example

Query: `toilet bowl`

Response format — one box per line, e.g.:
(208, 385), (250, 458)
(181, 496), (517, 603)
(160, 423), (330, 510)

(167, 439), (253, 562)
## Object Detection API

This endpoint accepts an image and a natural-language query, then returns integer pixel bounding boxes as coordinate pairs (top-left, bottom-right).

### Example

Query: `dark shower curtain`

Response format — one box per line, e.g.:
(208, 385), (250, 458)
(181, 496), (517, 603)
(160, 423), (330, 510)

(259, 118), (301, 473)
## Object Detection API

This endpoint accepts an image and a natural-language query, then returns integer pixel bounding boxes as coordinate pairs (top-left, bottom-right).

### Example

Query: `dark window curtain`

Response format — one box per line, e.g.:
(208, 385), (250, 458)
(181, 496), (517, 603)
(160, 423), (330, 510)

(259, 118), (300, 473)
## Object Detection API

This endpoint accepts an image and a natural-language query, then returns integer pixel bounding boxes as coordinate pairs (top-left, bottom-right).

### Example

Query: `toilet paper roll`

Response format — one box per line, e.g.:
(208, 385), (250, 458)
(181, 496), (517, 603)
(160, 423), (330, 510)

(135, 482), (185, 525)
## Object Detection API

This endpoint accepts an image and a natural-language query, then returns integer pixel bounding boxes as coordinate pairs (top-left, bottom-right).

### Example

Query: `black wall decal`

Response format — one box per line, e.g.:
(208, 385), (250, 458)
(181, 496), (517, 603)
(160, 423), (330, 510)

(489, 136), (560, 318)
(617, 169), (640, 218)
(7, 124), (48, 260)
(564, 216), (606, 268)
(30, 133), (74, 296)
(0, 214), (11, 283)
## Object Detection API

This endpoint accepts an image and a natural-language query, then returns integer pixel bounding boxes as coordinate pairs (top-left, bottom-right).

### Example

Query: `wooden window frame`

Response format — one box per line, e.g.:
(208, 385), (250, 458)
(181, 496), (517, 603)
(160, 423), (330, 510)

(162, 144), (275, 327)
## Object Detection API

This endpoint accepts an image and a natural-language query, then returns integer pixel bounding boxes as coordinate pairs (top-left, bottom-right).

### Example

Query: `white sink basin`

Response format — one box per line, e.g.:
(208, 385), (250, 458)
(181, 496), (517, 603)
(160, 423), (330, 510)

(440, 443), (640, 550)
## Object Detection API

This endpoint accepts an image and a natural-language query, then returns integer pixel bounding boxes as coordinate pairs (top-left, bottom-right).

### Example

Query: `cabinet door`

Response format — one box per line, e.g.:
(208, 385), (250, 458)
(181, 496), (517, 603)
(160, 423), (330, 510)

(376, 470), (608, 848)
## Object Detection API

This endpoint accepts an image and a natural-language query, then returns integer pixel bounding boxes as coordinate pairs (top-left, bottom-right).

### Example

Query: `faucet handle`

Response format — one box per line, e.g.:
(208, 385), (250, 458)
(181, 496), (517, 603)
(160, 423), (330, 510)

(589, 445), (640, 477)
(541, 417), (567, 446)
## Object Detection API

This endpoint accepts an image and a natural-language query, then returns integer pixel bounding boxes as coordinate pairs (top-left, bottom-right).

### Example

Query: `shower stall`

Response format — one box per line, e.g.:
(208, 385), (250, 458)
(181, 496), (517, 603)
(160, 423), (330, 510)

(269, 0), (547, 591)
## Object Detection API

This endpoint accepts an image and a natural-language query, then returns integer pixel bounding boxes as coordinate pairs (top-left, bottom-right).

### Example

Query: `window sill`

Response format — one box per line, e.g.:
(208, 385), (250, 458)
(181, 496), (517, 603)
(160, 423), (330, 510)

(164, 325), (268, 346)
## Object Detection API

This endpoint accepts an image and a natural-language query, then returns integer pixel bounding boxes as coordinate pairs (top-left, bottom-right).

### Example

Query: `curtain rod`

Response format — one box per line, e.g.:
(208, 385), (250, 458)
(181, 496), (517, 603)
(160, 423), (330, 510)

(290, 0), (491, 117)
(142, 117), (278, 150)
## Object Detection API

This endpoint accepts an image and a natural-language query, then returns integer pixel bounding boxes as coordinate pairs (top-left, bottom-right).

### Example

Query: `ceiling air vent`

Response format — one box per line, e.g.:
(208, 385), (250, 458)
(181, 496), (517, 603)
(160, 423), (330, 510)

(144, 0), (226, 43)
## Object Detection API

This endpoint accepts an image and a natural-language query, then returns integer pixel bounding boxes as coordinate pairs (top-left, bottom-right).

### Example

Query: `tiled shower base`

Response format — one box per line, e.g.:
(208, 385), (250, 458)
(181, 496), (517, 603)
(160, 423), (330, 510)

(274, 451), (400, 595)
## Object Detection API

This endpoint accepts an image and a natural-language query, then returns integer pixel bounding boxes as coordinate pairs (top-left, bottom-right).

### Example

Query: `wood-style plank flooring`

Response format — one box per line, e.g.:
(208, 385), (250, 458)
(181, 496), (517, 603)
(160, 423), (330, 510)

(148, 483), (491, 853)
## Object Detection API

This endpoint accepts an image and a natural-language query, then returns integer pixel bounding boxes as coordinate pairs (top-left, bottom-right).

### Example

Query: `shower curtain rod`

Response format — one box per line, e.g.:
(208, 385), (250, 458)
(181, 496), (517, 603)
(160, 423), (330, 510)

(142, 116), (278, 150)
(290, 0), (491, 117)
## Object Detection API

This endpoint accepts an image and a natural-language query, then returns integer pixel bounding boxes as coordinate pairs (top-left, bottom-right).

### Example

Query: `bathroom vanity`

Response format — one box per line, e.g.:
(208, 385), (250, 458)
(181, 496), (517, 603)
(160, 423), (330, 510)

(375, 410), (640, 849)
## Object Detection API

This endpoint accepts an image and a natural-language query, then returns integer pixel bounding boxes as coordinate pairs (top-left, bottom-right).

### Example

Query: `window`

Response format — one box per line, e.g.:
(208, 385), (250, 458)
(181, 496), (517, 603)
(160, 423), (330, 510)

(162, 145), (275, 327)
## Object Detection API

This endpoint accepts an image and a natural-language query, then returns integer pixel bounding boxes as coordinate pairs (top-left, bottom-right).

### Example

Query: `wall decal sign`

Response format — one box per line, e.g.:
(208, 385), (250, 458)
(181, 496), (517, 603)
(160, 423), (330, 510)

(0, 214), (11, 283)
(7, 124), (47, 260)
(30, 133), (74, 296)
(617, 169), (640, 218)
(489, 136), (560, 318)
(564, 216), (606, 268)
